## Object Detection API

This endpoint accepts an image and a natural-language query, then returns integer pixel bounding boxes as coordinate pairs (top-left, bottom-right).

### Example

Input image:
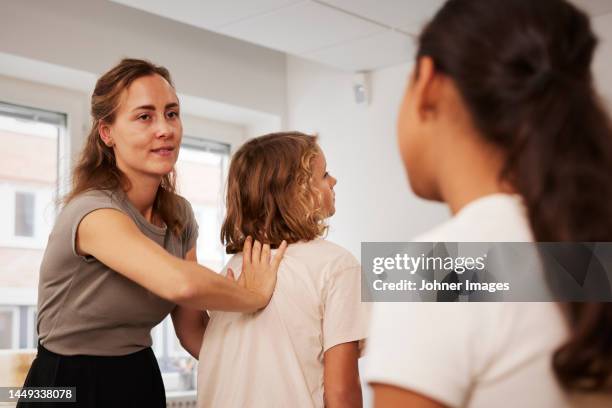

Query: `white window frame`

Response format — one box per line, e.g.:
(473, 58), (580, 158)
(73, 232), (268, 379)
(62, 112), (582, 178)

(26, 306), (37, 349)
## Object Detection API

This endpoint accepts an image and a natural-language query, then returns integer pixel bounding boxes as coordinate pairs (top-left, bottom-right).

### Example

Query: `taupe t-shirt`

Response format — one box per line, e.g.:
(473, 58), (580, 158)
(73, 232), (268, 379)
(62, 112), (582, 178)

(37, 189), (198, 356)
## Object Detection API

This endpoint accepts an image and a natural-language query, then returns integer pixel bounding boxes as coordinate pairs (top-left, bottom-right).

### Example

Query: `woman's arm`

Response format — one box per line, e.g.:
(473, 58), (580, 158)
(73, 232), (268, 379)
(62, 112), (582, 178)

(371, 383), (447, 408)
(171, 247), (208, 359)
(76, 208), (286, 312)
(323, 341), (362, 408)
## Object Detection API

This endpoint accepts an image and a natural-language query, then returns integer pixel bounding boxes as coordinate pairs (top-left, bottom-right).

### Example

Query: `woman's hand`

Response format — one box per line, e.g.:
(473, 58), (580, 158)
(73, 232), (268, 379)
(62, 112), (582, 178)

(231, 236), (287, 309)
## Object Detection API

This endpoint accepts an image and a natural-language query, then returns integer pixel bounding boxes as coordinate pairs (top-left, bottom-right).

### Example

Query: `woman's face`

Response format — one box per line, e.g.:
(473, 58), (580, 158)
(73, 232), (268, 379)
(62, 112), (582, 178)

(100, 74), (182, 181)
(311, 149), (337, 218)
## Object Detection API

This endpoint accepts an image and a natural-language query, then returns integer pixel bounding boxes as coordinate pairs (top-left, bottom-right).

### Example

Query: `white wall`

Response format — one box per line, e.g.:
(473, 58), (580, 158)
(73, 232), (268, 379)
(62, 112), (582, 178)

(593, 13), (612, 107)
(0, 0), (287, 119)
(286, 56), (449, 257)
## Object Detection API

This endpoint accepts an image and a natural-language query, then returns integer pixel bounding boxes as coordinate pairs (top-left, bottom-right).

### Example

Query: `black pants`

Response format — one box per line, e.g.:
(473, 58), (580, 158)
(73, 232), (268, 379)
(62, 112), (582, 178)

(17, 344), (166, 408)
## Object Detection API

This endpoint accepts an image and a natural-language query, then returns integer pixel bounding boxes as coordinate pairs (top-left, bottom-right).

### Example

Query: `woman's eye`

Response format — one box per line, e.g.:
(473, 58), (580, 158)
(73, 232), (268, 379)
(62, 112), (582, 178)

(324, 172), (329, 178)
(167, 111), (179, 119)
(137, 114), (150, 121)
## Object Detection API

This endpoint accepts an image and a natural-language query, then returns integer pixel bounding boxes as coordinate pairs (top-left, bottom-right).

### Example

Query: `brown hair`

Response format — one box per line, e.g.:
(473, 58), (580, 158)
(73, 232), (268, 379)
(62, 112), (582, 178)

(221, 132), (327, 254)
(64, 58), (185, 235)
(419, 0), (612, 391)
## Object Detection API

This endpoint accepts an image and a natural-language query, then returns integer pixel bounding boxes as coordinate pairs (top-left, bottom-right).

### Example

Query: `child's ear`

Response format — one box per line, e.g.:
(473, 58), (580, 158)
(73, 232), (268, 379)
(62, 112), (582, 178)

(413, 56), (440, 122)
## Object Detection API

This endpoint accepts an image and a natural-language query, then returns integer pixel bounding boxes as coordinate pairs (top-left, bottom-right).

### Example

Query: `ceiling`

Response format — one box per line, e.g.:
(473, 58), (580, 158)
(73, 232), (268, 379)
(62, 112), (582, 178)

(110, 0), (612, 72)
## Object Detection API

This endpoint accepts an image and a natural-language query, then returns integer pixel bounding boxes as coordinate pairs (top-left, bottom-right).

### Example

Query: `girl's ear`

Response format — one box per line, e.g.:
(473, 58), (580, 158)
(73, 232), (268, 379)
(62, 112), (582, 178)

(413, 56), (440, 122)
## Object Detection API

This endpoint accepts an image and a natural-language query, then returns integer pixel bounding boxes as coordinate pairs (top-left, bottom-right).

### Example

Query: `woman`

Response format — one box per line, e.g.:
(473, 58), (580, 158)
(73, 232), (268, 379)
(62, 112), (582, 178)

(19, 59), (286, 408)
(365, 0), (612, 407)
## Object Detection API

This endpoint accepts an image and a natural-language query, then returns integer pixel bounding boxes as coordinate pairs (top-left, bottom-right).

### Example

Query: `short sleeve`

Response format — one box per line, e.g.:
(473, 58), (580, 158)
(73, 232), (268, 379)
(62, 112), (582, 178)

(322, 258), (371, 354)
(180, 198), (199, 256)
(364, 302), (495, 407)
(64, 191), (126, 261)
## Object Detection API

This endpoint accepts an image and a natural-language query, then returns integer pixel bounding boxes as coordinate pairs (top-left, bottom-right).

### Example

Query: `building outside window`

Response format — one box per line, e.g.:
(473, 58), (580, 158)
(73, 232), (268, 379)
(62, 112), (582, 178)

(0, 306), (19, 349)
(14, 192), (36, 237)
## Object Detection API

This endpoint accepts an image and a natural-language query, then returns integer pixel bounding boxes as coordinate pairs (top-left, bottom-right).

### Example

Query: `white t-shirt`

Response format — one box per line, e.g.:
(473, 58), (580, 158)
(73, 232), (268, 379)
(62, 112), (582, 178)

(197, 239), (371, 408)
(365, 194), (580, 407)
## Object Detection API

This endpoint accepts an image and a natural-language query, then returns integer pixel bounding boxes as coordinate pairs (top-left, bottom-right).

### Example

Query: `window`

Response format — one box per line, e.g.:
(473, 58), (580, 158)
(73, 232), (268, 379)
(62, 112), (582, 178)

(153, 136), (230, 392)
(0, 102), (65, 352)
(176, 136), (230, 271)
(0, 306), (19, 349)
(15, 192), (35, 237)
(27, 307), (38, 349)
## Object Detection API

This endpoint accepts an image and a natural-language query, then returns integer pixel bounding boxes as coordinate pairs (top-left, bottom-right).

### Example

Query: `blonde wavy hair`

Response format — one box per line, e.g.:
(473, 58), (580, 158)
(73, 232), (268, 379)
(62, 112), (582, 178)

(221, 132), (328, 254)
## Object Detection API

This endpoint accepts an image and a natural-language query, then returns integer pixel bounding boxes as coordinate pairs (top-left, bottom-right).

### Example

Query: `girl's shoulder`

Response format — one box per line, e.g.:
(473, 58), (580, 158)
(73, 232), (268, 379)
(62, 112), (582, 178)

(293, 239), (358, 265)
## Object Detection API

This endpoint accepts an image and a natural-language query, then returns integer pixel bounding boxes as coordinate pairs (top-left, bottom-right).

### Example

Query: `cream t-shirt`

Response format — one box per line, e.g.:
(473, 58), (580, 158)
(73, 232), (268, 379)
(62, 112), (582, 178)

(197, 239), (370, 408)
(364, 194), (609, 407)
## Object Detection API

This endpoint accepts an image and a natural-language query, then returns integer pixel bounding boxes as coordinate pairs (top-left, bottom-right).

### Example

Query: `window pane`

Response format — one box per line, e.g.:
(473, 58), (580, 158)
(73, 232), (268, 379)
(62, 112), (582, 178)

(15, 192), (35, 237)
(0, 309), (15, 349)
(175, 140), (229, 271)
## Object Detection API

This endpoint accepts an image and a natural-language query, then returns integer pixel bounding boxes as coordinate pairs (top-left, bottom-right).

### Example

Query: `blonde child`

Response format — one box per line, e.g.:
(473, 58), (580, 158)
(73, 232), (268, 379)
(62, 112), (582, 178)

(197, 132), (370, 407)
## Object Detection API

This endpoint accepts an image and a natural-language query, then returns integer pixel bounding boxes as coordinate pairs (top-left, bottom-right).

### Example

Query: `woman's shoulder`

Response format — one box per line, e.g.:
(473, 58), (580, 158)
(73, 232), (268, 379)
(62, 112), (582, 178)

(172, 194), (198, 234)
(173, 192), (190, 206)
(46, 190), (128, 247)
(60, 189), (125, 218)
(171, 193), (195, 218)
